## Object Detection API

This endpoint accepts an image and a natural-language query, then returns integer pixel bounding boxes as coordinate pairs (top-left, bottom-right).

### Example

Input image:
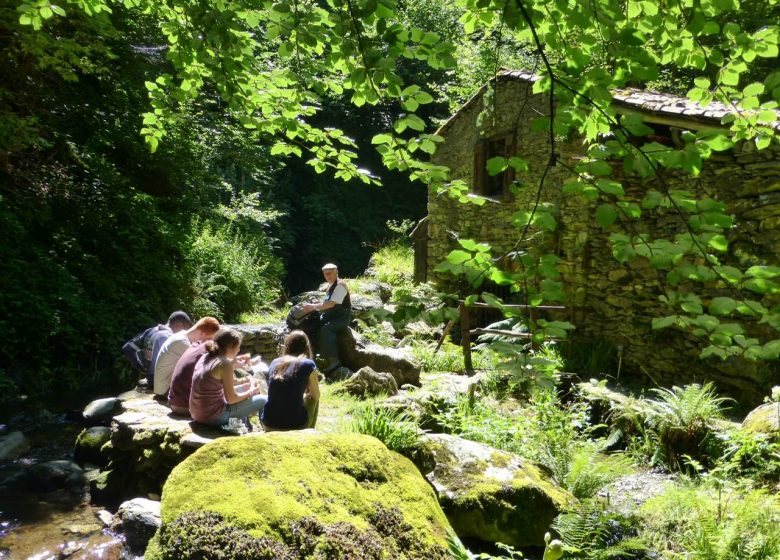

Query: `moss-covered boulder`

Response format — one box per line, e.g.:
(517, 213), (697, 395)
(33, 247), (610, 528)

(74, 426), (112, 466)
(147, 431), (452, 560)
(742, 402), (780, 434)
(419, 433), (574, 547)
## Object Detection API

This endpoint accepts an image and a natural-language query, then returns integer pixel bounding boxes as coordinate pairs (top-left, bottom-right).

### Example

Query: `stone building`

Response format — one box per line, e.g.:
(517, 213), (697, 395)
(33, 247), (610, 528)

(421, 70), (780, 403)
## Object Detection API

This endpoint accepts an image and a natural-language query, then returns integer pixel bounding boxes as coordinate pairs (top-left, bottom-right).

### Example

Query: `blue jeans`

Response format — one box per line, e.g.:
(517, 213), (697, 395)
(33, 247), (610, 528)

(214, 395), (267, 425)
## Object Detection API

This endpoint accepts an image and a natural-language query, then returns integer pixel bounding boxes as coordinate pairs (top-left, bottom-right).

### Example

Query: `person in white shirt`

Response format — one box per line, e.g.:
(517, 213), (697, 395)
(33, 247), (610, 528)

(303, 263), (352, 377)
(153, 316), (220, 396)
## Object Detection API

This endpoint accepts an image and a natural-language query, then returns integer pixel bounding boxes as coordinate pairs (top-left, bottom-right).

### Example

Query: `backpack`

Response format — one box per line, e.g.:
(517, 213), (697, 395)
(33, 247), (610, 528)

(286, 304), (320, 335)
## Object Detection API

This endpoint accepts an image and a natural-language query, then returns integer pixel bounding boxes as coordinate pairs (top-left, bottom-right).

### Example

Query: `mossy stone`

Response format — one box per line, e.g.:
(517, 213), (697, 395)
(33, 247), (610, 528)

(742, 402), (780, 434)
(420, 433), (574, 547)
(148, 431), (452, 559)
(74, 427), (112, 466)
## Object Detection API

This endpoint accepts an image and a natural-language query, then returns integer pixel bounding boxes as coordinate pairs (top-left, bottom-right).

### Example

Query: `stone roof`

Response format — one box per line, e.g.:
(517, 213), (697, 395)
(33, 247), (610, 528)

(436, 69), (780, 136)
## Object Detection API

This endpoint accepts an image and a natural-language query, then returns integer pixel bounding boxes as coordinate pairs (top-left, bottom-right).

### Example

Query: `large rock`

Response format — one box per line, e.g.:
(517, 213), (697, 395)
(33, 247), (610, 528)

(27, 460), (87, 495)
(0, 431), (29, 460)
(146, 432), (452, 560)
(114, 497), (161, 554)
(338, 366), (398, 398)
(338, 329), (421, 386)
(419, 433), (573, 547)
(742, 402), (780, 434)
(83, 397), (120, 425)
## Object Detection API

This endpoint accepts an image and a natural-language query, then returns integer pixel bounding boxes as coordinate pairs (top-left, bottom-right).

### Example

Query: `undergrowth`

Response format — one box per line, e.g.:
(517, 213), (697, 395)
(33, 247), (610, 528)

(348, 404), (421, 454)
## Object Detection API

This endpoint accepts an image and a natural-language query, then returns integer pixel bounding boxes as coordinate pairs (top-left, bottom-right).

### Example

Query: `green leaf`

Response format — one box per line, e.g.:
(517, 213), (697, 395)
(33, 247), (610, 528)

(596, 179), (624, 197)
(745, 278), (780, 294)
(642, 190), (664, 209)
(371, 133), (392, 145)
(745, 265), (780, 279)
(743, 82), (765, 97)
(652, 316), (677, 329)
(508, 157), (528, 172)
(709, 297), (736, 316)
(446, 250), (471, 265)
(595, 204), (618, 228)
(707, 234), (728, 251)
(700, 134), (734, 151)
(481, 292), (505, 309)
(486, 157), (507, 176)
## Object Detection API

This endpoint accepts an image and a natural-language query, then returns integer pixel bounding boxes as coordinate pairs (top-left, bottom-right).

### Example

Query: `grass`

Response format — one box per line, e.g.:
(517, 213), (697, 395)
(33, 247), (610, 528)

(640, 483), (780, 559)
(348, 404), (421, 454)
(366, 243), (414, 287)
(236, 306), (289, 324)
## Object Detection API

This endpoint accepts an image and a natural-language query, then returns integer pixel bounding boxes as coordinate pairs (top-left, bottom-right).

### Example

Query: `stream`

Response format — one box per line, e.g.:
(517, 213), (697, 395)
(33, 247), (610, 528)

(0, 403), (132, 560)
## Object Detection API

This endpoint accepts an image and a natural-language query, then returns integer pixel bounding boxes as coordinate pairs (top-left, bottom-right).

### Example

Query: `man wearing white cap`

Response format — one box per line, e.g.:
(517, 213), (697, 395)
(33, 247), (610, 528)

(303, 263), (351, 377)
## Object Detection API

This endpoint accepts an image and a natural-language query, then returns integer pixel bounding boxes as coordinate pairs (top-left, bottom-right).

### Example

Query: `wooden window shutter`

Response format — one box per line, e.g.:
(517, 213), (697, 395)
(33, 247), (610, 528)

(502, 136), (516, 194)
(473, 141), (486, 195)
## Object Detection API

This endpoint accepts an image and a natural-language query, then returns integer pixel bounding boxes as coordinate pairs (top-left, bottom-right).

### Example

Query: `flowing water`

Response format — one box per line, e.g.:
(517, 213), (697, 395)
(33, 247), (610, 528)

(0, 405), (131, 560)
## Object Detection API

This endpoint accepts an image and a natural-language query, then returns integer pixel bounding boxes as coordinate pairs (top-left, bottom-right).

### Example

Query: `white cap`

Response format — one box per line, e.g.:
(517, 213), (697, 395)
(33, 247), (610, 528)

(322, 263), (338, 270)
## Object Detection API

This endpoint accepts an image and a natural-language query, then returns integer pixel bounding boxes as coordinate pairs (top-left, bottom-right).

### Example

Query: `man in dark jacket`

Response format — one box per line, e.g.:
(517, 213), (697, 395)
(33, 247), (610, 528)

(122, 311), (192, 384)
(303, 263), (351, 377)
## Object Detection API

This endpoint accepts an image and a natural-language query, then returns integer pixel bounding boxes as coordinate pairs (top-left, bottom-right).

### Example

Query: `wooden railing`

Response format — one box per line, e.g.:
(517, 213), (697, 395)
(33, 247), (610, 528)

(457, 301), (567, 374)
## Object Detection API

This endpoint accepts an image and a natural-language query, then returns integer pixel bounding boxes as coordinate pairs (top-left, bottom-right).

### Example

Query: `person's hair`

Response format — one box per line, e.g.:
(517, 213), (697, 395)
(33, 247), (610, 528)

(168, 310), (193, 329)
(204, 328), (242, 357)
(193, 316), (220, 336)
(272, 331), (313, 380)
(321, 263), (338, 271)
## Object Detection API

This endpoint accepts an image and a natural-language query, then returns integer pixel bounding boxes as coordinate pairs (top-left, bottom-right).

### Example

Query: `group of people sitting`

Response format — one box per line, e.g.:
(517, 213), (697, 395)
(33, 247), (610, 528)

(121, 263), (351, 432)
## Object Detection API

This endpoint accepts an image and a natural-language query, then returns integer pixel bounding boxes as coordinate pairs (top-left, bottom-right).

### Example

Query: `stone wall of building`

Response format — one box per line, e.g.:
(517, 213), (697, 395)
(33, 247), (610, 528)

(428, 77), (780, 403)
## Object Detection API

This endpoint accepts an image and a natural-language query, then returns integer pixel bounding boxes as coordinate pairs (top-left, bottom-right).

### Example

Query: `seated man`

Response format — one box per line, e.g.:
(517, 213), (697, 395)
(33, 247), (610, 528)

(153, 316), (220, 397)
(122, 311), (192, 384)
(302, 263), (351, 377)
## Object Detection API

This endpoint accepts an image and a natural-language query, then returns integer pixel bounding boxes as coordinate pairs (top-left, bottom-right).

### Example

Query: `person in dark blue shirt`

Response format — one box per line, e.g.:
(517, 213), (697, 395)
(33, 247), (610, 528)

(262, 330), (320, 430)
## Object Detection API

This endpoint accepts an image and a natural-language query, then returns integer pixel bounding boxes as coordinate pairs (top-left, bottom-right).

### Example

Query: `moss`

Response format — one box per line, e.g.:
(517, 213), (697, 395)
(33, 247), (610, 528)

(74, 427), (112, 465)
(429, 439), (574, 547)
(157, 432), (451, 558)
(742, 402), (780, 434)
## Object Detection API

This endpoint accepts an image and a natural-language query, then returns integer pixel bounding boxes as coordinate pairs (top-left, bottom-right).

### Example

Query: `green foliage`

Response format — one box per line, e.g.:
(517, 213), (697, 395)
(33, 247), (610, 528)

(237, 306), (289, 325)
(475, 334), (565, 394)
(640, 483), (780, 559)
(409, 339), (481, 373)
(349, 404), (421, 454)
(712, 428), (780, 486)
(648, 383), (732, 471)
(433, 389), (591, 464)
(540, 443), (634, 501)
(183, 220), (282, 321)
(372, 282), (459, 332)
(552, 501), (650, 560)
(367, 244), (414, 287)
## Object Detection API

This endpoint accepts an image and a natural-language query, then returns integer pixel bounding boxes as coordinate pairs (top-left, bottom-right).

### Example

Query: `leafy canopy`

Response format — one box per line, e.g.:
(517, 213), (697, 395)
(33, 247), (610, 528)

(19, 0), (780, 364)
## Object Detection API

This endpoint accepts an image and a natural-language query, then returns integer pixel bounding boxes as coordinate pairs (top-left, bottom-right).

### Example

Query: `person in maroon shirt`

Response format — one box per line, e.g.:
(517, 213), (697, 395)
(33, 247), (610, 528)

(167, 342), (208, 416)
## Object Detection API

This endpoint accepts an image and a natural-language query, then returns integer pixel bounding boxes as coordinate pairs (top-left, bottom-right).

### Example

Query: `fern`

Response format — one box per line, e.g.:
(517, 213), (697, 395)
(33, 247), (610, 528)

(648, 383), (732, 470)
(539, 443), (634, 500)
(552, 501), (649, 560)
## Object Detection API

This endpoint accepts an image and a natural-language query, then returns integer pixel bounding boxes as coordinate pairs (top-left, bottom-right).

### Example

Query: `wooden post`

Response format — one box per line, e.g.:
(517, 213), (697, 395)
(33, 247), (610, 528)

(460, 302), (473, 374)
(530, 307), (539, 351)
(434, 318), (456, 353)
